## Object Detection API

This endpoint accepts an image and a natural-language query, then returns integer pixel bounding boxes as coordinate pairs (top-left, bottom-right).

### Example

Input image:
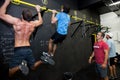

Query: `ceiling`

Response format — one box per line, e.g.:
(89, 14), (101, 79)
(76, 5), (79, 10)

(76, 0), (120, 15)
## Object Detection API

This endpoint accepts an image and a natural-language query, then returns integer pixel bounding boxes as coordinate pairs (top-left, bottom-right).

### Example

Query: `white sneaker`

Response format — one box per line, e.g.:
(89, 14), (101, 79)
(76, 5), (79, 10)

(40, 55), (55, 65)
(42, 52), (50, 57)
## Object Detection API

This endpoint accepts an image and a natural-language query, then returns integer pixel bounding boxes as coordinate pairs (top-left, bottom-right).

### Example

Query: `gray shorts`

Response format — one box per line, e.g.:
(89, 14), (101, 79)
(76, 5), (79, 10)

(95, 63), (108, 78)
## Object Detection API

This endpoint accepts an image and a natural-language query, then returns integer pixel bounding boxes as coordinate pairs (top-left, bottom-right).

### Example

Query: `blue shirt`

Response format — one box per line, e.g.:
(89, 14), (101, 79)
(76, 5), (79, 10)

(106, 39), (116, 58)
(56, 12), (70, 35)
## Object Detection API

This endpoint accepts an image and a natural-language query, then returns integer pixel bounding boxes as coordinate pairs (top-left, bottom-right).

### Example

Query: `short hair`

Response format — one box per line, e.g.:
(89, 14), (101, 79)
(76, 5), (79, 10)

(62, 5), (70, 14)
(98, 32), (105, 38)
(22, 9), (32, 22)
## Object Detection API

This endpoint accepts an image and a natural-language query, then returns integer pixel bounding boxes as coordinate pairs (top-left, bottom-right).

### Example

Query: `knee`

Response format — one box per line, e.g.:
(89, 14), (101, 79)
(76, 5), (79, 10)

(9, 69), (13, 77)
(49, 39), (53, 43)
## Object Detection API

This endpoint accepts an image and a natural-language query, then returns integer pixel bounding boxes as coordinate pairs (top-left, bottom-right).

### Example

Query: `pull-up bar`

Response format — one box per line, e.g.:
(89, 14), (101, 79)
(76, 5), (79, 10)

(11, 0), (52, 12)
(11, 0), (99, 26)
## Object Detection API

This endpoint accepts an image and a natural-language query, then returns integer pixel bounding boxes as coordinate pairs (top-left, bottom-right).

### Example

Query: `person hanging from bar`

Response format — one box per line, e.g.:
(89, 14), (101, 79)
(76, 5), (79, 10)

(42, 5), (70, 57)
(0, 0), (43, 77)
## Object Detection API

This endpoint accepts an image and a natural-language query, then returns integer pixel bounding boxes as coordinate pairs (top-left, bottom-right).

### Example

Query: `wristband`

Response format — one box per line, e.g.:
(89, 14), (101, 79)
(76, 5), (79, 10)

(89, 56), (92, 59)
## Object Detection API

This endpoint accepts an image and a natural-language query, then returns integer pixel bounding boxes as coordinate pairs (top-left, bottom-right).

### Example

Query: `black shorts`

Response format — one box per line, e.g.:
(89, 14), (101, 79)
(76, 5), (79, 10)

(109, 57), (116, 66)
(51, 32), (67, 44)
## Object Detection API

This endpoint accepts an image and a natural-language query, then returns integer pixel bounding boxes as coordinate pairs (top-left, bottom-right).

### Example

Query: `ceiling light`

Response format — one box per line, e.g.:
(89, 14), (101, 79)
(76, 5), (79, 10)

(109, 1), (120, 6)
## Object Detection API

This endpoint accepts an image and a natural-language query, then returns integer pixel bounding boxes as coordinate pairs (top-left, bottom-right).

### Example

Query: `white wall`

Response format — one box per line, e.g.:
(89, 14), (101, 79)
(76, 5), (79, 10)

(100, 12), (120, 54)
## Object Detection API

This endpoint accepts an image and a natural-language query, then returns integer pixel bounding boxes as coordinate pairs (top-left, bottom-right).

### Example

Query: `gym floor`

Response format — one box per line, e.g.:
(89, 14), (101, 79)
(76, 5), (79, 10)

(74, 63), (120, 80)
(0, 61), (120, 80)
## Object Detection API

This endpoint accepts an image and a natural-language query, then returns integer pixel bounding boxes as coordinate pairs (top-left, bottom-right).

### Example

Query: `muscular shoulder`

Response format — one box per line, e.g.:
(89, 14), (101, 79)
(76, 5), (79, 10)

(13, 19), (21, 26)
(29, 21), (37, 27)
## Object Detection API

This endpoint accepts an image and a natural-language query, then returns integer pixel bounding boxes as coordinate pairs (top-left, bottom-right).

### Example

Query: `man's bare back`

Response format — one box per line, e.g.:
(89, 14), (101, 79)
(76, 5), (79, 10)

(0, 0), (42, 47)
(13, 20), (35, 47)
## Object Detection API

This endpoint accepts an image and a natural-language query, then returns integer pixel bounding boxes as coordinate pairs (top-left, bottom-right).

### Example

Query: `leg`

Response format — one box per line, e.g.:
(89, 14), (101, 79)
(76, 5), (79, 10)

(97, 64), (108, 80)
(9, 66), (19, 77)
(109, 57), (117, 78)
(109, 66), (114, 77)
(48, 39), (53, 54)
(31, 60), (42, 70)
(52, 44), (57, 56)
(112, 65), (117, 77)
(103, 76), (109, 80)
(52, 33), (66, 56)
(9, 47), (25, 77)
(48, 32), (66, 56)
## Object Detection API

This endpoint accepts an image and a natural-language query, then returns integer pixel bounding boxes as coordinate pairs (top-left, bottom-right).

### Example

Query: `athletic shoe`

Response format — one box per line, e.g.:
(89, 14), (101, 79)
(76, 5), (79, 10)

(42, 52), (51, 57)
(40, 55), (55, 65)
(19, 60), (29, 75)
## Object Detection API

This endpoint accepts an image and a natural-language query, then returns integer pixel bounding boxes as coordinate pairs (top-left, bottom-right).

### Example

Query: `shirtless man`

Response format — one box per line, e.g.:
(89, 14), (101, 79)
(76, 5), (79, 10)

(0, 0), (43, 77)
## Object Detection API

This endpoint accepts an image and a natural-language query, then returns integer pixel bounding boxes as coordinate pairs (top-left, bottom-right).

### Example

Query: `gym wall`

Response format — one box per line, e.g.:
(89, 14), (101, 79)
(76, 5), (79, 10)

(0, 0), (100, 80)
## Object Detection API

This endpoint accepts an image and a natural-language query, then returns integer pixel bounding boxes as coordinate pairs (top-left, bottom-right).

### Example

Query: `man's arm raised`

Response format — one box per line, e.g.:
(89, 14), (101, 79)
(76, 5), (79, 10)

(0, 0), (19, 25)
(31, 5), (43, 27)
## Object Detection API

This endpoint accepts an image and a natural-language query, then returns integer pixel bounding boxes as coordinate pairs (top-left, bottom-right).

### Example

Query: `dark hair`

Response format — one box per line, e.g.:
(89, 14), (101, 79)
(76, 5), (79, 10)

(22, 9), (32, 22)
(63, 5), (70, 14)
